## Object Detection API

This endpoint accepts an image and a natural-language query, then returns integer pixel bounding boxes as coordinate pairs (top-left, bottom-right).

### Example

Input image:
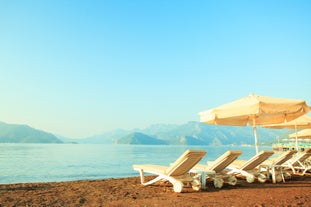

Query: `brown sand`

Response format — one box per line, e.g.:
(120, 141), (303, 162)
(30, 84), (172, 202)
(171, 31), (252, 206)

(0, 174), (310, 207)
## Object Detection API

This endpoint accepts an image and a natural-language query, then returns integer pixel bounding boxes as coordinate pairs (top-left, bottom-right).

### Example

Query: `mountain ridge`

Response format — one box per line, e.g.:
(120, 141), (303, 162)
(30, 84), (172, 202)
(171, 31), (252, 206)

(0, 122), (62, 143)
(60, 121), (289, 145)
(0, 121), (290, 145)
(117, 132), (167, 145)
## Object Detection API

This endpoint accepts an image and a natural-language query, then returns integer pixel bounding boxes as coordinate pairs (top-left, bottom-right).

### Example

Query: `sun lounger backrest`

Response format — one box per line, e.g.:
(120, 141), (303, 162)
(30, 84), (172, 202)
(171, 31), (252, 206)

(166, 149), (206, 176)
(240, 150), (274, 171)
(290, 148), (311, 166)
(208, 150), (242, 172)
(273, 150), (297, 165)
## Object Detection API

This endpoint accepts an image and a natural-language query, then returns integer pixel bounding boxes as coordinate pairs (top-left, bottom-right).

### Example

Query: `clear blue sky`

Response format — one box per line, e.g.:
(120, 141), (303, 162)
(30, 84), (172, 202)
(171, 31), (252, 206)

(1, 0), (310, 138)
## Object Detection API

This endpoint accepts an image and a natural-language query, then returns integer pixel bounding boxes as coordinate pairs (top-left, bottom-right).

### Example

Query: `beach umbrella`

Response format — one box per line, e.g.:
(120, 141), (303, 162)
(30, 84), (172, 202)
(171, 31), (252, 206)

(289, 129), (311, 150)
(199, 93), (310, 154)
(263, 115), (311, 150)
(289, 129), (311, 139)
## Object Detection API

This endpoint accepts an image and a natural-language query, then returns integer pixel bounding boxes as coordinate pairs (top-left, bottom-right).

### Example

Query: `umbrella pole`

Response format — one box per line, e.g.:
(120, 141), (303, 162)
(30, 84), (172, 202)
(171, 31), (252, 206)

(252, 118), (259, 154)
(254, 126), (259, 154)
(295, 125), (298, 151)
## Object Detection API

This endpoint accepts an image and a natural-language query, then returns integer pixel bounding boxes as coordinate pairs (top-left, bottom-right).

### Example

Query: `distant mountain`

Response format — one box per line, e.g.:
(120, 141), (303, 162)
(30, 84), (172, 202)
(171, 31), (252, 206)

(116, 132), (167, 145)
(170, 135), (208, 145)
(72, 129), (132, 144)
(0, 122), (62, 143)
(73, 121), (288, 146)
(55, 135), (78, 143)
(0, 121), (288, 145)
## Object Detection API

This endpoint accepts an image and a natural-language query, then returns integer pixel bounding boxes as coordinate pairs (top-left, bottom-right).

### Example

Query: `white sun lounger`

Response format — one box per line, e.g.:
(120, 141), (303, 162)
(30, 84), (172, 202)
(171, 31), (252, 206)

(227, 150), (274, 183)
(259, 150), (297, 183)
(282, 148), (311, 175)
(133, 149), (206, 193)
(191, 150), (242, 188)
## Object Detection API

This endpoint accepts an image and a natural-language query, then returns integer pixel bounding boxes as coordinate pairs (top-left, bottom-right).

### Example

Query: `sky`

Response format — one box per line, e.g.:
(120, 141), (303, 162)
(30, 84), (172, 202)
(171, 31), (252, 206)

(0, 0), (310, 138)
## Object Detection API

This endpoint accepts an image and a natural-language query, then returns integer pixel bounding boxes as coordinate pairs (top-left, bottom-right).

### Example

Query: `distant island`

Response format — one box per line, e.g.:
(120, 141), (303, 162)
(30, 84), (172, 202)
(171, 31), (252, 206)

(0, 121), (291, 145)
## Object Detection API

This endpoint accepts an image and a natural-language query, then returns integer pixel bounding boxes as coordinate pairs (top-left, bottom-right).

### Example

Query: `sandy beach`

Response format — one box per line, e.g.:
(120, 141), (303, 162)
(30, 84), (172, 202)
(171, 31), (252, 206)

(0, 173), (310, 207)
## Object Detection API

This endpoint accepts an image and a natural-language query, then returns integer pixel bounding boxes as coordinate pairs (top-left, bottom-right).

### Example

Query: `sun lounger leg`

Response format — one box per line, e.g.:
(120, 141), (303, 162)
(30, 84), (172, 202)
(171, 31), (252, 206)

(191, 179), (202, 191)
(280, 167), (285, 182)
(137, 169), (164, 186)
(138, 169), (145, 184)
(173, 180), (183, 193)
(290, 165), (296, 174)
(227, 176), (238, 185)
(213, 177), (224, 188)
(246, 174), (255, 183)
(200, 172), (207, 190)
(272, 167), (277, 183)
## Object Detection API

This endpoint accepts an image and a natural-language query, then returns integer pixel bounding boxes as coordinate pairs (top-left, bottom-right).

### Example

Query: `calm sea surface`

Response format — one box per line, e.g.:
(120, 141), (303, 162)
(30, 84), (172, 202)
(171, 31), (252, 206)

(0, 144), (272, 184)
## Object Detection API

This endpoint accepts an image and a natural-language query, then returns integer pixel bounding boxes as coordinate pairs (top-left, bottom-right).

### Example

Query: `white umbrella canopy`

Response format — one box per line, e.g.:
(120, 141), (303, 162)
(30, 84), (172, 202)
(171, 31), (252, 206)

(199, 93), (311, 154)
(263, 115), (311, 150)
(263, 115), (311, 129)
(289, 129), (311, 139)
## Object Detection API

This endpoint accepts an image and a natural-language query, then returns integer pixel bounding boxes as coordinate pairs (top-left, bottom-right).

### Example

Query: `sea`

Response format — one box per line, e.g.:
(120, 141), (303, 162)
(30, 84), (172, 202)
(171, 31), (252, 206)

(0, 144), (273, 184)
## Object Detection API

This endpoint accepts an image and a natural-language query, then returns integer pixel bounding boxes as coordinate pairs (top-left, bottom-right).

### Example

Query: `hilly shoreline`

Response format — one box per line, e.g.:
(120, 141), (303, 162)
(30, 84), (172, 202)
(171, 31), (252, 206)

(0, 121), (290, 145)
